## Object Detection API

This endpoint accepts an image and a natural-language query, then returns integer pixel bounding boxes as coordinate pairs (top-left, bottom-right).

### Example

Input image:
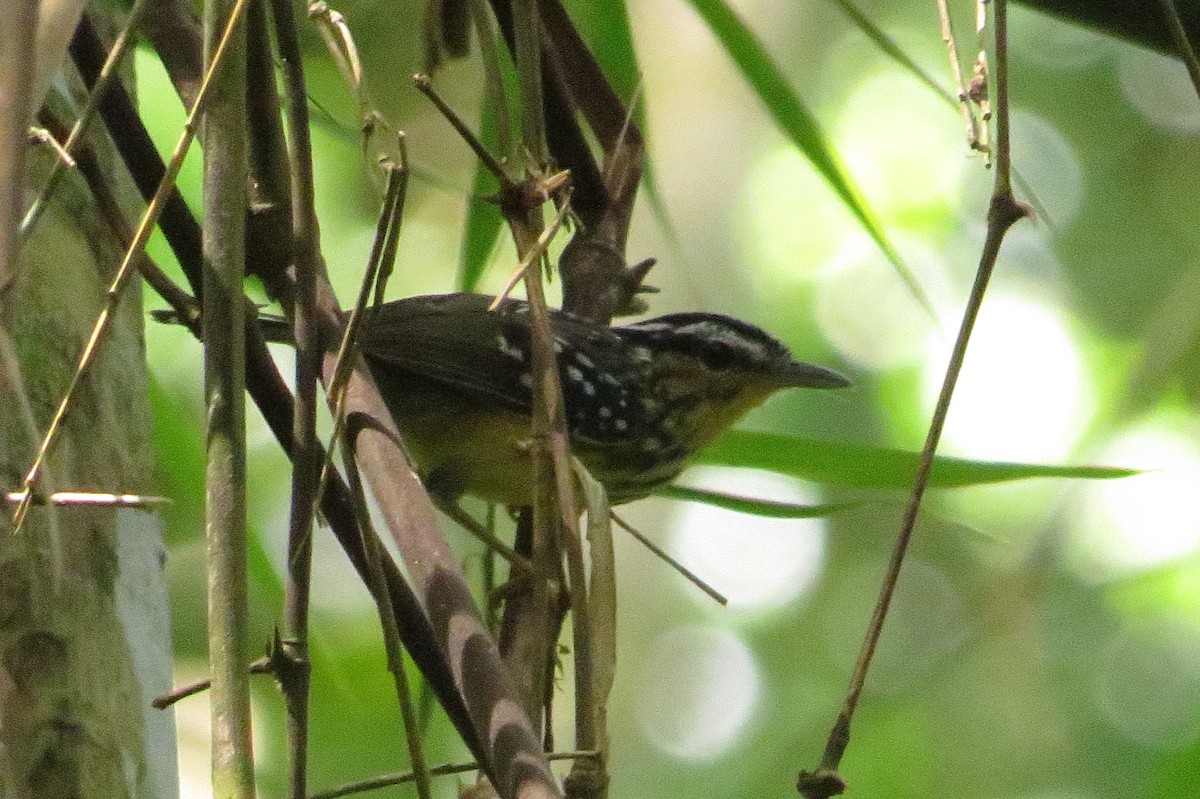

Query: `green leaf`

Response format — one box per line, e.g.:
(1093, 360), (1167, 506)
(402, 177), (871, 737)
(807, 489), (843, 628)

(657, 484), (856, 517)
(685, 0), (933, 315)
(697, 430), (1138, 489)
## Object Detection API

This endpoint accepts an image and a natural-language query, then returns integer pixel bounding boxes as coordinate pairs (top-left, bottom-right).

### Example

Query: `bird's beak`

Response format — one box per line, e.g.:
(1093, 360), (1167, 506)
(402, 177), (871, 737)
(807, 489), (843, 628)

(782, 361), (852, 389)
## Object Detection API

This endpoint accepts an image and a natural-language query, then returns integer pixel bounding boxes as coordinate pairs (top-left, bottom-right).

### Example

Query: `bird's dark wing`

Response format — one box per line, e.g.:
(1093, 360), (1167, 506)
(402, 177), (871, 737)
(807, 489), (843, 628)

(358, 294), (644, 440)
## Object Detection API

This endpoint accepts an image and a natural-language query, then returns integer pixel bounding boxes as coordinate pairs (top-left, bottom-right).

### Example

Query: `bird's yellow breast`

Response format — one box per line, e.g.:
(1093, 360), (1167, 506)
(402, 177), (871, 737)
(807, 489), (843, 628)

(380, 378), (538, 506)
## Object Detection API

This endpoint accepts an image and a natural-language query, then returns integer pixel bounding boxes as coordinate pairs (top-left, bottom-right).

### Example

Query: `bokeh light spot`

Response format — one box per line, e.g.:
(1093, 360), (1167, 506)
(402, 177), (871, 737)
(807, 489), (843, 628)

(634, 626), (759, 760)
(737, 144), (856, 284)
(669, 468), (827, 611)
(832, 73), (966, 227)
(815, 239), (950, 370)
(922, 292), (1088, 462)
(1117, 45), (1200, 134)
(1067, 423), (1200, 580)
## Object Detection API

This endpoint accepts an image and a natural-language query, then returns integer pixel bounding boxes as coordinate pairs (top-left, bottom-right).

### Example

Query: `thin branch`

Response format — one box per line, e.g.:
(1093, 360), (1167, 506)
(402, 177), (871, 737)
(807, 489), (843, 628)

(268, 0), (322, 792)
(151, 658), (274, 709)
(797, 1), (1028, 796)
(490, 192), (573, 308)
(609, 513), (727, 605)
(34, 104), (201, 331)
(413, 73), (508, 178)
(341, 430), (433, 799)
(26, 126), (76, 167)
(435, 500), (537, 578)
(4, 490), (170, 508)
(314, 159), (407, 510)
(310, 752), (599, 799)
(414, 68), (577, 747)
(934, 0), (986, 155)
(567, 462), (614, 797)
(306, 0), (397, 169)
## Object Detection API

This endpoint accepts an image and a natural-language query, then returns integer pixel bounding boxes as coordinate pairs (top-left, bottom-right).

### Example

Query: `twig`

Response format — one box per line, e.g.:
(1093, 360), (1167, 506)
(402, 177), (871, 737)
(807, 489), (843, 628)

(26, 126), (76, 167)
(609, 513), (727, 606)
(490, 192), (573, 309)
(310, 751), (599, 799)
(68, 13), (208, 305)
(568, 461), (614, 797)
(436, 500), (537, 578)
(934, 0), (987, 156)
(797, 1), (1028, 796)
(5, 490), (170, 508)
(314, 152), (407, 521)
(34, 105), (201, 333)
(306, 0), (397, 169)
(414, 64), (579, 744)
(151, 658), (273, 709)
(269, 0), (322, 791)
(413, 74), (507, 179)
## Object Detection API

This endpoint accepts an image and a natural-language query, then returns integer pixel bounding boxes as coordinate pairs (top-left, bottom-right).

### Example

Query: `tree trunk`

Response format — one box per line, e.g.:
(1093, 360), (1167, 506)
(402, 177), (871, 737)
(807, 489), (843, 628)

(0, 6), (178, 799)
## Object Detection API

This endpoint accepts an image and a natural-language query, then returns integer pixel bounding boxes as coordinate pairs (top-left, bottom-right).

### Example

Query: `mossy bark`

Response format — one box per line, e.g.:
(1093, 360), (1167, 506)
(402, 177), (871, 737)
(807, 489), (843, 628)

(0, 10), (177, 799)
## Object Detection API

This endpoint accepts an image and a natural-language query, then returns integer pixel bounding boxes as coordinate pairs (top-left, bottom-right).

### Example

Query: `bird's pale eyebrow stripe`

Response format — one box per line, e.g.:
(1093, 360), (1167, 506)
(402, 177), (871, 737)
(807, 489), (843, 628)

(672, 321), (775, 360)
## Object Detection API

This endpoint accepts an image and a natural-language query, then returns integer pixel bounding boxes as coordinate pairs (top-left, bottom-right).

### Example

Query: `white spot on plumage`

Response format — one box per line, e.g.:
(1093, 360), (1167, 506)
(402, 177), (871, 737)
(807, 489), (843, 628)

(496, 333), (524, 361)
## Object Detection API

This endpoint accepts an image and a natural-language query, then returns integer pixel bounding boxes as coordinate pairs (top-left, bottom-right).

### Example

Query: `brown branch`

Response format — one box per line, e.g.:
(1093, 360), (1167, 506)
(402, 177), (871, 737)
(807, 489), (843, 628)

(261, 0), (319, 793)
(797, 1), (1029, 796)
(152, 658), (273, 709)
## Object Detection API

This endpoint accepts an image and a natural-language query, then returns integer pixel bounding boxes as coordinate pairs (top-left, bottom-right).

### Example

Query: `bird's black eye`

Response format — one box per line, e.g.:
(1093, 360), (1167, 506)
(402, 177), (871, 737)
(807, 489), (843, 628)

(693, 340), (740, 370)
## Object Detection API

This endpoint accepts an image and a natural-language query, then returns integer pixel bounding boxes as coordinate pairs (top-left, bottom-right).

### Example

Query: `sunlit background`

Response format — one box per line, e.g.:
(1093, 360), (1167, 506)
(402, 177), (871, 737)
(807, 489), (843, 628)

(135, 1), (1200, 797)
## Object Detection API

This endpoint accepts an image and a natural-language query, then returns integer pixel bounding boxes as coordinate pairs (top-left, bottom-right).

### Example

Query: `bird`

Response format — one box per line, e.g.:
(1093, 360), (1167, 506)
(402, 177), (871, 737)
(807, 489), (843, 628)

(345, 293), (848, 505)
